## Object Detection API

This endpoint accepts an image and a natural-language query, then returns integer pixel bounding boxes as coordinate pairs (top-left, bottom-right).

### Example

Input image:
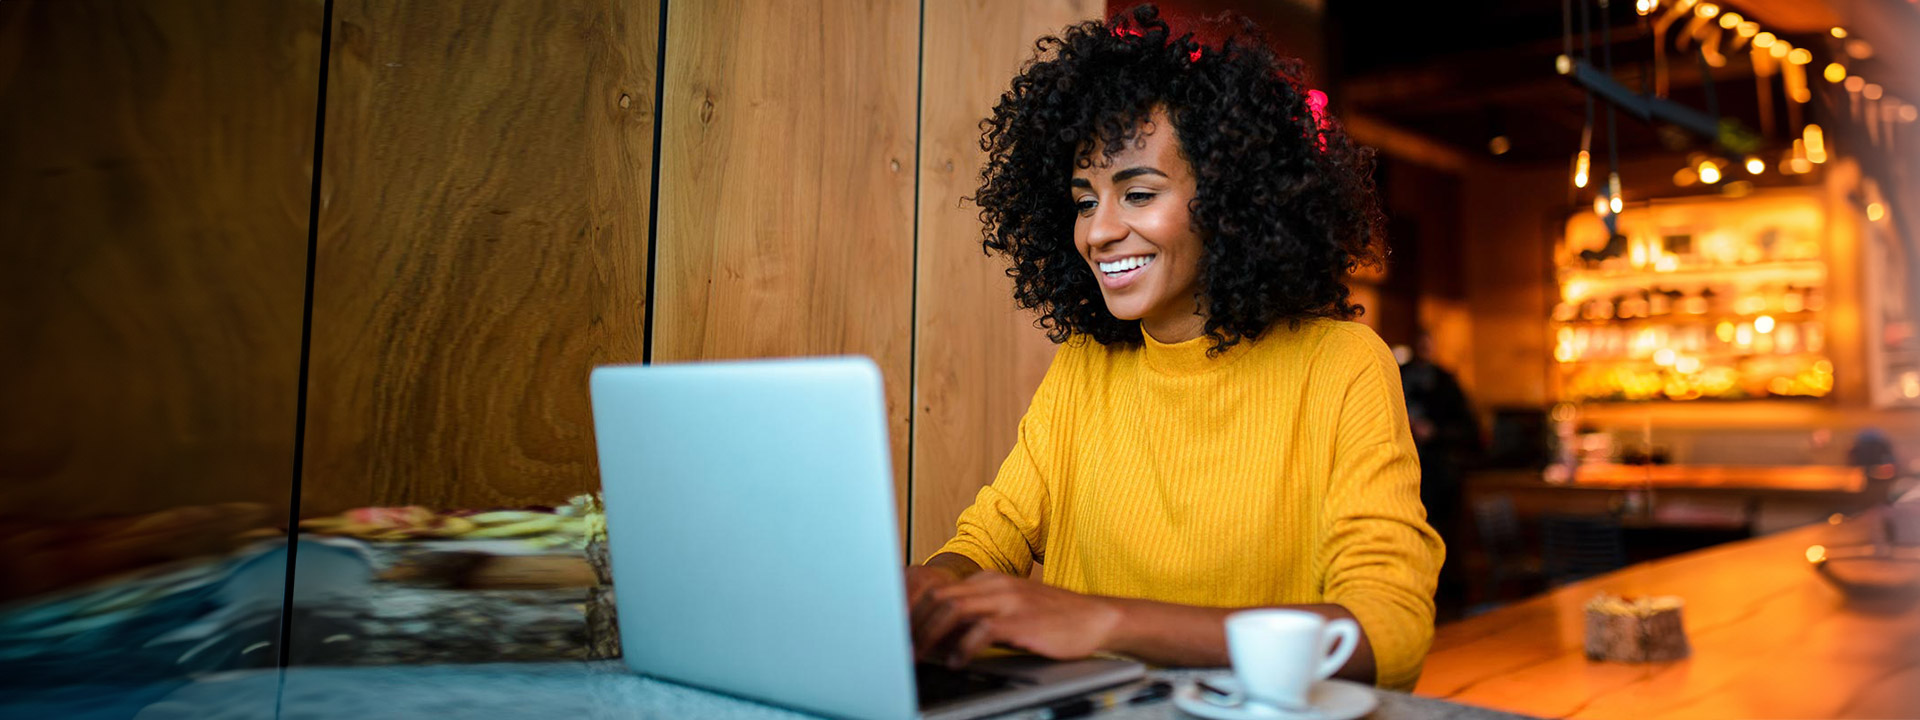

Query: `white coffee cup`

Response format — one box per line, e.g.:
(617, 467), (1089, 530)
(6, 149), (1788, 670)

(1224, 609), (1360, 711)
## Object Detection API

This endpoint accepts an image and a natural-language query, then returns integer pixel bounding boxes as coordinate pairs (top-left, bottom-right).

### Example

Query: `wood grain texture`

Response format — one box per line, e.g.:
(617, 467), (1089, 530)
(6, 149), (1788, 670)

(0, 0), (321, 519)
(305, 0), (656, 515)
(1416, 515), (1920, 719)
(651, 0), (920, 539)
(908, 0), (1101, 562)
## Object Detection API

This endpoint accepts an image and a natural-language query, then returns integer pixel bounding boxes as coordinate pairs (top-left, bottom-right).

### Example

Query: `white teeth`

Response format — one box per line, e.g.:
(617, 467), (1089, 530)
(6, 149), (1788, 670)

(1098, 256), (1154, 274)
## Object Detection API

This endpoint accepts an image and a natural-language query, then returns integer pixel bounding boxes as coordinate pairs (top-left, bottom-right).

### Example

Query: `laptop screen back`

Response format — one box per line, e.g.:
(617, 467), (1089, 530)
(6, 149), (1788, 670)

(589, 358), (918, 720)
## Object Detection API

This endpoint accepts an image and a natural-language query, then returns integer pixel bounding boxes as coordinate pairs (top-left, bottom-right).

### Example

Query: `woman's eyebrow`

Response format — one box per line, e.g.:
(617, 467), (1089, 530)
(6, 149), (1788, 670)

(1111, 166), (1167, 182)
(1070, 167), (1167, 188)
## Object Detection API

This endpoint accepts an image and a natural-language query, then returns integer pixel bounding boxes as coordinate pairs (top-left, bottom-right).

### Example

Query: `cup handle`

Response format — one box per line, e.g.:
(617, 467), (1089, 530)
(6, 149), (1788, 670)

(1314, 618), (1361, 681)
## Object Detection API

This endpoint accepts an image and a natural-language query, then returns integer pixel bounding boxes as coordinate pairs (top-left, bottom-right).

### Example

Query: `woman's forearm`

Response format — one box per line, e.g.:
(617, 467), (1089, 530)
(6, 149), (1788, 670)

(1102, 598), (1377, 685)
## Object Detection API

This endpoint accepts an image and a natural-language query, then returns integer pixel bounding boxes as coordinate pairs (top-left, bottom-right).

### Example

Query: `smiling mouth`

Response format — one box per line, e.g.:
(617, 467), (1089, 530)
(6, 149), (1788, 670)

(1097, 254), (1155, 279)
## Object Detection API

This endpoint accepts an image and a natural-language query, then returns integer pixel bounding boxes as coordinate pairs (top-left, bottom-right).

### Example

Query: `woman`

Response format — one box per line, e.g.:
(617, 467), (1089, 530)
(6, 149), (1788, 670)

(906, 5), (1444, 691)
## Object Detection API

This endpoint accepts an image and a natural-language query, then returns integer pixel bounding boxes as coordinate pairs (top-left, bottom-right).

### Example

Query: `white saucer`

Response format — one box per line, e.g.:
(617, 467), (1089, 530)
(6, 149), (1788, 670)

(1172, 675), (1378, 720)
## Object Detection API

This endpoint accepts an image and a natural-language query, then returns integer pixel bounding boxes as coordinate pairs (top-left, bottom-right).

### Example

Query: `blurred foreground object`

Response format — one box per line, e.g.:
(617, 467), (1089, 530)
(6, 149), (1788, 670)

(1583, 593), (1690, 662)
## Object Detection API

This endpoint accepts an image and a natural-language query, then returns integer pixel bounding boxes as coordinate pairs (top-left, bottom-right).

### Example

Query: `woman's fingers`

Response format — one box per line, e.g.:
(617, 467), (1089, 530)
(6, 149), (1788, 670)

(948, 617), (1001, 668)
(913, 587), (1015, 661)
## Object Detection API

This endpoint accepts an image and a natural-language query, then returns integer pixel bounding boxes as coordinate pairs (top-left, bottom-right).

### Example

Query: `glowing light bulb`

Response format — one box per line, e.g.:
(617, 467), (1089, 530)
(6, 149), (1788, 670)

(1675, 356), (1702, 374)
(1737, 22), (1758, 38)
(1753, 32), (1776, 49)
(1901, 105), (1919, 123)
(1868, 203), (1886, 221)
(1845, 75), (1866, 93)
(1674, 166), (1699, 186)
(1865, 83), (1883, 100)
(1610, 194), (1624, 214)
(1788, 48), (1812, 65)
(1654, 349), (1678, 366)
(1745, 157), (1765, 174)
(1770, 41), (1790, 59)
(1594, 195), (1610, 217)
(1804, 124), (1826, 164)
(1698, 161), (1721, 184)
(1573, 150), (1590, 188)
(1831, 27), (1848, 38)
(1696, 3), (1719, 18)
(1716, 321), (1735, 342)
(1755, 315), (1776, 333)
(1825, 63), (1847, 83)
(1719, 12), (1742, 28)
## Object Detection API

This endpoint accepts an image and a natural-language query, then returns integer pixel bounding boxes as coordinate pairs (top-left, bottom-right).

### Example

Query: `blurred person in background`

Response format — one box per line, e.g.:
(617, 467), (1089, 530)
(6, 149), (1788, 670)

(1398, 328), (1477, 619)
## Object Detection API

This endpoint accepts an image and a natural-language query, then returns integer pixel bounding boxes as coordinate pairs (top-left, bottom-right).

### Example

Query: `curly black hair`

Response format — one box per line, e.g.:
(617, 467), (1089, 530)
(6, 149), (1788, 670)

(974, 4), (1386, 355)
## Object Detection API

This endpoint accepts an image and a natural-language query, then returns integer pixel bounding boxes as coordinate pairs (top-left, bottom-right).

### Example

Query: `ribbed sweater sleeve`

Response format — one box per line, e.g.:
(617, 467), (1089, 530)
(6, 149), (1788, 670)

(1318, 327), (1445, 691)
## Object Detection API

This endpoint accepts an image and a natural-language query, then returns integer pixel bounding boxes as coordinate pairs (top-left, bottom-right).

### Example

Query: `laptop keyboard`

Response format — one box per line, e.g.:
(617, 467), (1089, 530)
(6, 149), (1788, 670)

(914, 662), (1016, 707)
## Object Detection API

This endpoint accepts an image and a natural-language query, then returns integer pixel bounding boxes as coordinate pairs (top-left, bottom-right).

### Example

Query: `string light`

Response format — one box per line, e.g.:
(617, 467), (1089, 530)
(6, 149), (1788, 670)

(1695, 3), (1719, 18)
(1698, 160), (1722, 184)
(1788, 48), (1812, 65)
(1753, 32), (1776, 48)
(1831, 27), (1848, 38)
(1755, 315), (1776, 334)
(1636, 0), (1658, 16)
(1745, 156), (1765, 174)
(1902, 105), (1919, 123)
(1769, 41), (1790, 59)
(1845, 75), (1866, 93)
(1737, 22), (1758, 38)
(1868, 203), (1886, 221)
(1805, 124), (1827, 164)
(1573, 150), (1591, 188)
(1718, 12), (1742, 29)
(1594, 195), (1611, 217)
(1610, 195), (1624, 214)
(1825, 63), (1847, 83)
(1864, 83), (1884, 100)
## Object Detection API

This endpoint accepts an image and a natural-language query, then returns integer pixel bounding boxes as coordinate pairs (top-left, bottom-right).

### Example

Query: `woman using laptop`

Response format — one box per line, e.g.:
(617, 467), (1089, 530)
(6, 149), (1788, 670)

(908, 5), (1443, 691)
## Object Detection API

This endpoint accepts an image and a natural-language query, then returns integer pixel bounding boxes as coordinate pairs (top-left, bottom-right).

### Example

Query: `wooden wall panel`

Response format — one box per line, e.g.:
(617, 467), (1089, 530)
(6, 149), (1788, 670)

(306, 0), (656, 515)
(652, 1), (920, 536)
(0, 0), (320, 520)
(909, 0), (1101, 562)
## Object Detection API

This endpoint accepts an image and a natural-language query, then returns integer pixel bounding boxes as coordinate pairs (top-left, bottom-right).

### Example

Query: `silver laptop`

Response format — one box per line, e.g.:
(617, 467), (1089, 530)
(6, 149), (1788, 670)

(589, 357), (1143, 720)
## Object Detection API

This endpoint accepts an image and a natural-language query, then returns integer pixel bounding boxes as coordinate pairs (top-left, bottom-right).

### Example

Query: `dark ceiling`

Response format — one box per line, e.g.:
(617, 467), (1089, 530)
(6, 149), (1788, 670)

(1324, 0), (1918, 169)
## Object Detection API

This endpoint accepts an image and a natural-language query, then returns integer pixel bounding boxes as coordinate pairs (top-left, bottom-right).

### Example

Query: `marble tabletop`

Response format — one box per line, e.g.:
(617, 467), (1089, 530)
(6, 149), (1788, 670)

(122, 661), (1537, 720)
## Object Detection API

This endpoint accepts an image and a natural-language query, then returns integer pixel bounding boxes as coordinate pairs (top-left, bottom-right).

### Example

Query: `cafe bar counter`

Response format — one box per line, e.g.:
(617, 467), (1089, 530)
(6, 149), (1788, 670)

(1415, 510), (1920, 719)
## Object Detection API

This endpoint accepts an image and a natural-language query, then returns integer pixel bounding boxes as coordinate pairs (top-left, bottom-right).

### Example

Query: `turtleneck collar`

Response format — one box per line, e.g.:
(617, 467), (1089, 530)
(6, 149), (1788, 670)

(1139, 324), (1253, 376)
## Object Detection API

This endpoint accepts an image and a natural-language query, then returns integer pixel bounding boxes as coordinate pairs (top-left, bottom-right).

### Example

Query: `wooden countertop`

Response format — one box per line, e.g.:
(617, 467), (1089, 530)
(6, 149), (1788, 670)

(1414, 513), (1920, 718)
(1571, 464), (1864, 492)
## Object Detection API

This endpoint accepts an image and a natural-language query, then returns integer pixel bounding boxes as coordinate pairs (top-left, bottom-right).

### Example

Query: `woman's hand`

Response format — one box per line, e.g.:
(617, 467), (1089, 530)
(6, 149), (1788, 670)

(912, 571), (1124, 668)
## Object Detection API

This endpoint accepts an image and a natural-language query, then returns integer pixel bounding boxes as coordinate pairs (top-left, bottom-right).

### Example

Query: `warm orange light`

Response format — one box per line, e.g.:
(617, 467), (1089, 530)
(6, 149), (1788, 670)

(1674, 166), (1699, 186)
(1719, 12), (1742, 29)
(1610, 194), (1624, 214)
(1831, 27), (1848, 39)
(1865, 83), (1884, 100)
(1716, 321), (1736, 342)
(1902, 105), (1920, 123)
(1755, 315), (1776, 333)
(1769, 41), (1791, 59)
(1788, 48), (1812, 65)
(1804, 124), (1826, 164)
(1696, 3), (1719, 18)
(1699, 161), (1721, 184)
(1573, 150), (1591, 188)
(1737, 22), (1759, 38)
(1594, 195), (1610, 217)
(1654, 349), (1678, 366)
(1745, 157), (1765, 174)
(1829, 513), (1845, 525)
(1868, 203), (1886, 221)
(1806, 545), (1827, 563)
(1753, 32), (1776, 49)
(1825, 63), (1847, 83)
(1845, 75), (1866, 93)
(1675, 356), (1702, 374)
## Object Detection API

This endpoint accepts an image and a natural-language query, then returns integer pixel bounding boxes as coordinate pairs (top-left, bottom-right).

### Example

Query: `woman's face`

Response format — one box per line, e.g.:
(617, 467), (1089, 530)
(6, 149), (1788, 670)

(1070, 108), (1206, 343)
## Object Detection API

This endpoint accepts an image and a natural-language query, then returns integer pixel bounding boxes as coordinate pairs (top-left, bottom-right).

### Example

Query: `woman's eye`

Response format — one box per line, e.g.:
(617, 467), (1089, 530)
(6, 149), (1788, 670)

(1124, 191), (1156, 205)
(1073, 199), (1097, 214)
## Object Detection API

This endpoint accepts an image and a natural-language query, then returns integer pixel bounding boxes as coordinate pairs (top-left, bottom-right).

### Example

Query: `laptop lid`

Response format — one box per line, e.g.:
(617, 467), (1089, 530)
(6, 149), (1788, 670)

(589, 357), (918, 720)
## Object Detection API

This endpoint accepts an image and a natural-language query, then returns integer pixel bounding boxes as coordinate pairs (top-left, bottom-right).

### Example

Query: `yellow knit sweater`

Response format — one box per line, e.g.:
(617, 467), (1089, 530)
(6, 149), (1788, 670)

(933, 319), (1444, 690)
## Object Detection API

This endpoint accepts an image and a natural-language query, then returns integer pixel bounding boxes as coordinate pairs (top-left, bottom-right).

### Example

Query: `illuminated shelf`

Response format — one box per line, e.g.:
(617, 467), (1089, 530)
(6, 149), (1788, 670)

(1559, 260), (1827, 301)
